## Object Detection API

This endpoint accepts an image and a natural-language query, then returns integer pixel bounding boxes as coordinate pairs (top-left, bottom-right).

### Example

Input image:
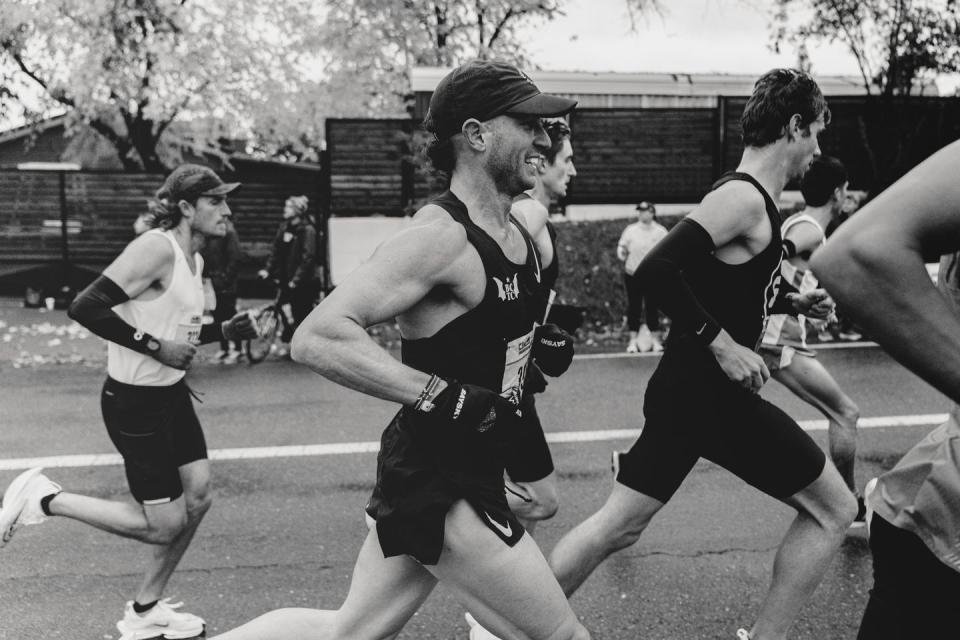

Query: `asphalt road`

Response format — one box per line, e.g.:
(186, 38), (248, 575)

(0, 346), (950, 640)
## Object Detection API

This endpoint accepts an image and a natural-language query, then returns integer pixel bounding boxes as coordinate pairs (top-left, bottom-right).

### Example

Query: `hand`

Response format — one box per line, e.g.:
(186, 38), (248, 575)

(708, 331), (769, 393)
(257, 269), (269, 280)
(153, 339), (198, 370)
(416, 380), (522, 478)
(222, 311), (259, 341)
(787, 289), (835, 319)
(532, 323), (575, 376)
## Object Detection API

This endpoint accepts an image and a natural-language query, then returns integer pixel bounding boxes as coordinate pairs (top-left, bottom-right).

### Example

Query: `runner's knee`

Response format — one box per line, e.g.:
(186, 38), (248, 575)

(143, 510), (188, 544)
(513, 487), (559, 522)
(599, 507), (653, 551)
(185, 488), (212, 521)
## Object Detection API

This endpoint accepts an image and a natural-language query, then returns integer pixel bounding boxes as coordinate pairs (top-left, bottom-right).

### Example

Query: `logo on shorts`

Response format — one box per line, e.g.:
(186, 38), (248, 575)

(493, 274), (520, 302)
(452, 388), (467, 420)
(484, 511), (513, 537)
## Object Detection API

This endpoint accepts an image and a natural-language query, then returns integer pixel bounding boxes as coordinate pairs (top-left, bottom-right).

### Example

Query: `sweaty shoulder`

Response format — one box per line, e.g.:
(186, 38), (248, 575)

(381, 203), (472, 273)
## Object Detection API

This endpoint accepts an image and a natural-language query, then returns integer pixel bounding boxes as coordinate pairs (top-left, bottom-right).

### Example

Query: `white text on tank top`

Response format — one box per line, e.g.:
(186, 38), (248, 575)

(106, 230), (204, 386)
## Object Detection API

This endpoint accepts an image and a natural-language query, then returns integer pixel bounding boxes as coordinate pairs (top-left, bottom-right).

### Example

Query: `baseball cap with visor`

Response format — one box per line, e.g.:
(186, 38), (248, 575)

(157, 164), (240, 204)
(425, 60), (577, 140)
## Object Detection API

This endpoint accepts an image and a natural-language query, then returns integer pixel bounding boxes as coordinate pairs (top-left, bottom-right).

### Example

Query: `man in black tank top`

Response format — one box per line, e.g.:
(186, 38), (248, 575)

(546, 70), (858, 640)
(502, 118), (577, 536)
(207, 61), (589, 640)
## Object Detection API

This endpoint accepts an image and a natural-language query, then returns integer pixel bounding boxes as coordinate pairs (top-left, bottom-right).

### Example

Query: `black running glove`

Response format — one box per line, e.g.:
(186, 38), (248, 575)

(532, 323), (575, 376)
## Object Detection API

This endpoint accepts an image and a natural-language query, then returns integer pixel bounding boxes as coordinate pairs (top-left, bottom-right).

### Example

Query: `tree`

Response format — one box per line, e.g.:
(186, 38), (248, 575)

(770, 0), (960, 96)
(0, 0), (325, 170)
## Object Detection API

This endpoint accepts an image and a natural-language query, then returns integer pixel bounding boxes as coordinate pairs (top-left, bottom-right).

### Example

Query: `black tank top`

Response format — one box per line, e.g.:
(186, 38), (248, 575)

(401, 191), (542, 403)
(670, 172), (784, 350)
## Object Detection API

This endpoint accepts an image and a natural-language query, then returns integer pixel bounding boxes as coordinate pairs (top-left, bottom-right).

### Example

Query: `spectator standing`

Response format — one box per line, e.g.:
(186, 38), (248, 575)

(617, 201), (667, 352)
(258, 195), (320, 352)
(203, 217), (243, 363)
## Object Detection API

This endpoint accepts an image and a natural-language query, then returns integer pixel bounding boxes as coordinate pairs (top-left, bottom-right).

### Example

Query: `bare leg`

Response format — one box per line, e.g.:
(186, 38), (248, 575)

(549, 483), (664, 596)
(211, 529), (437, 640)
(506, 473), (559, 534)
(429, 500), (588, 640)
(136, 459), (213, 604)
(772, 355), (860, 491)
(748, 461), (857, 640)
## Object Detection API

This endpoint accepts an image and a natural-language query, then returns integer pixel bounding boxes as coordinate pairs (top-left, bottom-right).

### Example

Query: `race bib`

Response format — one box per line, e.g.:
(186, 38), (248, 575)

(176, 313), (203, 345)
(501, 329), (534, 405)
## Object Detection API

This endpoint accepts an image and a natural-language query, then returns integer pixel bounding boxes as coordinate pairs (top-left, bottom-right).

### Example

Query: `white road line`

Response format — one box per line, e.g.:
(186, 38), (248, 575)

(574, 341), (876, 361)
(0, 414), (946, 472)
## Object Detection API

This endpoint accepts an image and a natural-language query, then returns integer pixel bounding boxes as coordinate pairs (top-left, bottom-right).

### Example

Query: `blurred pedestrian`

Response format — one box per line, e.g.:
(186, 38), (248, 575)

(617, 201), (667, 352)
(203, 217), (243, 363)
(258, 195), (320, 354)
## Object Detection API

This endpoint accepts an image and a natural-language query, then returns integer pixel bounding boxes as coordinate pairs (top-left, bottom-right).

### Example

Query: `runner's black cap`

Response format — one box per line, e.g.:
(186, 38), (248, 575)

(425, 60), (578, 140)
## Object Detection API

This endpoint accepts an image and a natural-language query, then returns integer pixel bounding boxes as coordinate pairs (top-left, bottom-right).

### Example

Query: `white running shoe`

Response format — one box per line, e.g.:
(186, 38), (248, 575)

(116, 598), (205, 640)
(465, 612), (503, 640)
(0, 467), (60, 547)
(736, 629), (751, 640)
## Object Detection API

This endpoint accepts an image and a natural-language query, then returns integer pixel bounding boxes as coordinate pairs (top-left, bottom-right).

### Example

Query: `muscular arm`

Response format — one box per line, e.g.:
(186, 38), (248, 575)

(290, 210), (469, 405)
(812, 140), (960, 403)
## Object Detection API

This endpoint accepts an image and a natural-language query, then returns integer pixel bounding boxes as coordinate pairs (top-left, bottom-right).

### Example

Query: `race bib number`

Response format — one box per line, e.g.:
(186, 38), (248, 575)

(176, 313), (203, 345)
(501, 329), (535, 405)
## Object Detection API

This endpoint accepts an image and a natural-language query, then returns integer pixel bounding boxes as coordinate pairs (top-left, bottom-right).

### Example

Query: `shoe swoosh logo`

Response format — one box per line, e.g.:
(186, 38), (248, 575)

(484, 511), (512, 537)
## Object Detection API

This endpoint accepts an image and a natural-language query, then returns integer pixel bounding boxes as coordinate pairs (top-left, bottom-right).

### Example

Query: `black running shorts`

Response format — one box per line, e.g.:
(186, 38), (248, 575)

(366, 407), (525, 565)
(616, 345), (826, 503)
(505, 393), (555, 483)
(101, 377), (208, 504)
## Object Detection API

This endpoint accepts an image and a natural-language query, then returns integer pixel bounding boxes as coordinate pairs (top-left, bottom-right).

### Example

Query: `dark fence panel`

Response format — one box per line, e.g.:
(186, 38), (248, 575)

(566, 108), (717, 204)
(0, 169), (322, 283)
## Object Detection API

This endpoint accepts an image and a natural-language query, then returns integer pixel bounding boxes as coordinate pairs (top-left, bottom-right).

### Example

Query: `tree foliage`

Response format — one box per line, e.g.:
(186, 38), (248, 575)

(0, 0), (325, 170)
(770, 0), (960, 96)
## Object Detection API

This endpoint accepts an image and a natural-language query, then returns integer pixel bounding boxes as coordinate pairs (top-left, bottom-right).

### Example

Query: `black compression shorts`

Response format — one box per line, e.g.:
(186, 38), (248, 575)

(616, 345), (826, 503)
(505, 394), (555, 483)
(101, 377), (207, 504)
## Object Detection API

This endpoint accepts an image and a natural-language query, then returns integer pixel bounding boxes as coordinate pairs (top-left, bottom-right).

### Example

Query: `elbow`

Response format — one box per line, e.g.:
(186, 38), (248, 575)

(66, 298), (82, 323)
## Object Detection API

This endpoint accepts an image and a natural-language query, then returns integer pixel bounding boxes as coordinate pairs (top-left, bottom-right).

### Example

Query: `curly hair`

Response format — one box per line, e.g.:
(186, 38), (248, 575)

(542, 119), (572, 164)
(147, 193), (185, 230)
(741, 69), (831, 148)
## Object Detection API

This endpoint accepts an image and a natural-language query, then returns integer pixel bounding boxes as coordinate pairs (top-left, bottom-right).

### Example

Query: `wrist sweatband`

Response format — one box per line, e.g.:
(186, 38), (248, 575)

(67, 275), (158, 354)
(634, 218), (722, 345)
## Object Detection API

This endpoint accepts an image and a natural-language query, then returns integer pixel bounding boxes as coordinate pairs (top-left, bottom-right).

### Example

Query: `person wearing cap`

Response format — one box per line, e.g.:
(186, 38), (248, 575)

(207, 60), (588, 640)
(617, 201), (668, 352)
(257, 195), (321, 354)
(0, 163), (258, 639)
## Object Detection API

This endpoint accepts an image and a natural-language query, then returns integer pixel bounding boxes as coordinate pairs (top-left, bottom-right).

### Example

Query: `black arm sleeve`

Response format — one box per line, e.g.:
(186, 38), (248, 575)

(199, 322), (225, 345)
(634, 218), (722, 345)
(67, 275), (157, 354)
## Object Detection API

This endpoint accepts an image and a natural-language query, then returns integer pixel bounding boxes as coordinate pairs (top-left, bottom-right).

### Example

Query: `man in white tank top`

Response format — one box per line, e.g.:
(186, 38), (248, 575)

(758, 156), (865, 526)
(812, 139), (960, 640)
(0, 164), (257, 639)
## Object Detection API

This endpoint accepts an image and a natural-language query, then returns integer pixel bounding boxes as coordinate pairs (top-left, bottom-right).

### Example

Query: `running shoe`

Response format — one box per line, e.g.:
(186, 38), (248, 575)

(116, 598), (205, 640)
(626, 341), (639, 353)
(0, 467), (60, 547)
(465, 612), (502, 640)
(222, 349), (241, 364)
(214, 349), (229, 361)
(736, 630), (751, 640)
(838, 330), (863, 341)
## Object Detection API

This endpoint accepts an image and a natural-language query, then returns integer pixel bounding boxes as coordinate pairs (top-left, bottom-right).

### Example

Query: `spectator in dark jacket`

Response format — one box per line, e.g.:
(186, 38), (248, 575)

(203, 218), (243, 362)
(258, 195), (320, 346)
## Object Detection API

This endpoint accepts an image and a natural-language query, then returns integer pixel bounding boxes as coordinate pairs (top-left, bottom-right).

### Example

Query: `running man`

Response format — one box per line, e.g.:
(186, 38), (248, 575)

(544, 69), (857, 640)
(207, 60), (588, 640)
(0, 164), (257, 639)
(758, 155), (864, 524)
(503, 118), (578, 534)
(811, 139), (960, 640)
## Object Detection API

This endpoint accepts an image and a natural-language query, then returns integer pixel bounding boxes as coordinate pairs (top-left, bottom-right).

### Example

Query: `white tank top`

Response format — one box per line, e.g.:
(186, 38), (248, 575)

(107, 230), (205, 386)
(760, 214), (825, 348)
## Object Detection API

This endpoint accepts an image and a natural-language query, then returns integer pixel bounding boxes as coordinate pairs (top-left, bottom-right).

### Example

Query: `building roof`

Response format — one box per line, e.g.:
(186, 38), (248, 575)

(411, 67), (938, 97)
